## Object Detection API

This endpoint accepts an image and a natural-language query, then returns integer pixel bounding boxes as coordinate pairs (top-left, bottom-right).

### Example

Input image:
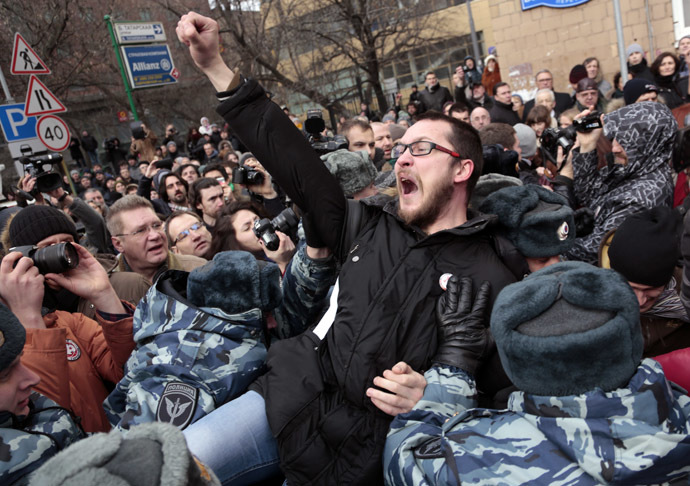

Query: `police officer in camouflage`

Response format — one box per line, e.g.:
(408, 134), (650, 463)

(385, 262), (690, 485)
(0, 302), (84, 484)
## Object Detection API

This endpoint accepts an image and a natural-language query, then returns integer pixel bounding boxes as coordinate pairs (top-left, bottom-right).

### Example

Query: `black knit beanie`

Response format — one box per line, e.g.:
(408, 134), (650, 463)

(9, 205), (79, 248)
(608, 206), (680, 287)
(0, 301), (26, 373)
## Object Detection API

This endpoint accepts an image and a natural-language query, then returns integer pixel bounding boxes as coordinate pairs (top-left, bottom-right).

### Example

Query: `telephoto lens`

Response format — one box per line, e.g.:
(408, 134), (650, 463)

(10, 242), (80, 274)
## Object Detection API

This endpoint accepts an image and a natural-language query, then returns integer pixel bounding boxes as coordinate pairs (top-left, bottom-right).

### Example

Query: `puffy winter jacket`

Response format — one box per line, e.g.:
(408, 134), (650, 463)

(217, 77), (516, 485)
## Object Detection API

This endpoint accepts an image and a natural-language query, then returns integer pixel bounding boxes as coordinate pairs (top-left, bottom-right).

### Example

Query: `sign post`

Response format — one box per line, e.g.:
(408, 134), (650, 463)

(105, 15), (139, 121)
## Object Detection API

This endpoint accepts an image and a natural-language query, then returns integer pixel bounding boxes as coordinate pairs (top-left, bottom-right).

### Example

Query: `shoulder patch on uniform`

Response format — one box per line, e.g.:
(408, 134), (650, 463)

(414, 437), (443, 459)
(156, 382), (198, 429)
(65, 339), (81, 361)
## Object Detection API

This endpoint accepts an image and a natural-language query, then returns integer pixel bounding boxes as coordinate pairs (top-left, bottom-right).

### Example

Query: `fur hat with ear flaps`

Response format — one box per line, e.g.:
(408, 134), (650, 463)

(187, 251), (282, 313)
(479, 184), (575, 258)
(491, 261), (642, 396)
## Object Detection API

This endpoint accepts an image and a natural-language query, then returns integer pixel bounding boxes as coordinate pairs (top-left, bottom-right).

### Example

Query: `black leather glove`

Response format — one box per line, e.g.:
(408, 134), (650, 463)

(434, 276), (492, 375)
(573, 207), (595, 238)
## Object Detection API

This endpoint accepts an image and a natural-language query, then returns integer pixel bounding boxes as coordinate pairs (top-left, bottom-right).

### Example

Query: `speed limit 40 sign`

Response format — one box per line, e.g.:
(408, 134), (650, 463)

(36, 114), (70, 152)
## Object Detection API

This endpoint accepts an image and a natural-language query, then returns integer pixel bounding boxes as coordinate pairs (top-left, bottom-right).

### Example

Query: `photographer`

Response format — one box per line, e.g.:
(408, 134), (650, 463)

(13, 174), (112, 256)
(0, 225), (136, 433)
(103, 137), (128, 169)
(129, 122), (157, 163)
(567, 102), (676, 263)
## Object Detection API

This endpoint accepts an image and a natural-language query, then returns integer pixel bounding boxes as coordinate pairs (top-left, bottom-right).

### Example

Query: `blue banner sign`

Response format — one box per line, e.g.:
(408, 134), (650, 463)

(521, 0), (590, 10)
(121, 44), (177, 89)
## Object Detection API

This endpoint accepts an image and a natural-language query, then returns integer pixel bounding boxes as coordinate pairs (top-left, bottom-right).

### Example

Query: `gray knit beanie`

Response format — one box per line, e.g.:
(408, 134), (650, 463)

(0, 302), (25, 374)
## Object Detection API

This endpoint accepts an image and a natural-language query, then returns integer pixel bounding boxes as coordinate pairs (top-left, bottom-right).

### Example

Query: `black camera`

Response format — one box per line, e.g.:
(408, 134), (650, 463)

(253, 208), (299, 251)
(304, 110), (348, 155)
(131, 121), (146, 140)
(103, 137), (119, 151)
(19, 153), (64, 193)
(10, 242), (79, 275)
(232, 166), (264, 185)
(540, 112), (602, 167)
(481, 144), (519, 177)
(154, 157), (174, 171)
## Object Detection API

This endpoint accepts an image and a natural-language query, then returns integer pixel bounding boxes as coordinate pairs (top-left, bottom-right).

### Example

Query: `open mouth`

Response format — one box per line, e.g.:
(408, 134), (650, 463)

(399, 177), (418, 196)
(148, 243), (164, 254)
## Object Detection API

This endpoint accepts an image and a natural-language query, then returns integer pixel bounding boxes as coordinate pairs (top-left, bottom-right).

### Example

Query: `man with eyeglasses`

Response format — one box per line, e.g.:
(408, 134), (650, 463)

(176, 12), (515, 485)
(522, 69), (574, 122)
(107, 195), (206, 284)
(164, 211), (212, 259)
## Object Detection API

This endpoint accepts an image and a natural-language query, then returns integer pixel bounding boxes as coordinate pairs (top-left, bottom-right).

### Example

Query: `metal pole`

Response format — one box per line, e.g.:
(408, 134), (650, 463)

(612, 0), (629, 85)
(466, 0), (482, 71)
(0, 65), (14, 102)
(104, 15), (139, 120)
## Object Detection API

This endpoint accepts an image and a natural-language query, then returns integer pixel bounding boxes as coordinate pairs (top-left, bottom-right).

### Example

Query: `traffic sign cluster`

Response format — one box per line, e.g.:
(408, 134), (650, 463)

(0, 33), (71, 158)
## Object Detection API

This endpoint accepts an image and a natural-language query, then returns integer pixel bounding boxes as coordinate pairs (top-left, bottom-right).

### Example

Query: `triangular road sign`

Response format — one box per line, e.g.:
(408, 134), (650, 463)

(24, 76), (66, 116)
(11, 33), (51, 75)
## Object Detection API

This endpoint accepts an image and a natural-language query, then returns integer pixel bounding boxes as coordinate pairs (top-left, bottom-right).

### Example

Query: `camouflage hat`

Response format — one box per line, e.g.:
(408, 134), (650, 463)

(479, 184), (575, 258)
(491, 261), (642, 396)
(187, 251), (282, 313)
(0, 302), (25, 373)
(30, 422), (220, 486)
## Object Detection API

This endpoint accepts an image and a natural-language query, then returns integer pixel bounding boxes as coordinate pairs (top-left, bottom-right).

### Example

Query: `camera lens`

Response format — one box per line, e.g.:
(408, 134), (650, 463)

(32, 242), (79, 274)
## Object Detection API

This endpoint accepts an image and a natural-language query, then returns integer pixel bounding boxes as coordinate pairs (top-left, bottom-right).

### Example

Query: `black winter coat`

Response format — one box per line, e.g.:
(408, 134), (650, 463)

(217, 78), (515, 485)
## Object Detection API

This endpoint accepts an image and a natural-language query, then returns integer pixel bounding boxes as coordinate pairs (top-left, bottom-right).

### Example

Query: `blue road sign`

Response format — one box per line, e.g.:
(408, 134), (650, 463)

(121, 44), (177, 89)
(0, 103), (38, 142)
(521, 0), (590, 9)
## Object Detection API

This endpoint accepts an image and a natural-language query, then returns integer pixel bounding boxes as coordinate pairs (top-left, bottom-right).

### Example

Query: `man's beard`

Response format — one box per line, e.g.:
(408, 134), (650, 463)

(172, 191), (187, 204)
(397, 175), (454, 230)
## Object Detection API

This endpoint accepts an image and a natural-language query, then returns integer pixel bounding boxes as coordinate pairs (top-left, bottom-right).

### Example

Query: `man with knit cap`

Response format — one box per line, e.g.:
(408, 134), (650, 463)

(2, 204), (149, 320)
(623, 77), (659, 105)
(627, 42), (655, 82)
(0, 301), (85, 484)
(0, 205), (138, 433)
(385, 262), (690, 485)
(602, 206), (690, 356)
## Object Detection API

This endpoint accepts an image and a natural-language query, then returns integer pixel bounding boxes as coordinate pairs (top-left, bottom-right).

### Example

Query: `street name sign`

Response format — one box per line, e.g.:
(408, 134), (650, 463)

(121, 44), (177, 89)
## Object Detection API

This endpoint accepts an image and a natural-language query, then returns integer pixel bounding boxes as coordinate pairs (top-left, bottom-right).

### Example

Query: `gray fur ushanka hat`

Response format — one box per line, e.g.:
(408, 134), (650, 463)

(491, 261), (642, 396)
(479, 184), (575, 258)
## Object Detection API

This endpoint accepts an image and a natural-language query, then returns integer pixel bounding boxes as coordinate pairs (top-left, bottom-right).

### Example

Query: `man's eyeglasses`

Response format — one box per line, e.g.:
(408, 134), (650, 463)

(391, 141), (461, 159)
(114, 222), (164, 239)
(174, 222), (204, 244)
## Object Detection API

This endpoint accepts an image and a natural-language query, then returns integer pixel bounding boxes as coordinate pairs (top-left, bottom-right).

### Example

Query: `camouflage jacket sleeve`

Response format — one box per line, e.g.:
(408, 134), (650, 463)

(0, 393), (84, 485)
(273, 244), (337, 339)
(384, 365), (478, 486)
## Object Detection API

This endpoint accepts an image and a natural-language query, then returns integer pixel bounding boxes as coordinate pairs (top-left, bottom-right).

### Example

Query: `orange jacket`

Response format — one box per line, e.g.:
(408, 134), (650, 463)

(22, 307), (134, 433)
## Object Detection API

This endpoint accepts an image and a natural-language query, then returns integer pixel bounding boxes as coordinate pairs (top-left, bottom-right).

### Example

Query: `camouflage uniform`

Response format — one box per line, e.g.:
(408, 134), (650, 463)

(273, 244), (337, 339)
(385, 359), (690, 485)
(104, 247), (335, 430)
(103, 272), (267, 430)
(0, 392), (84, 485)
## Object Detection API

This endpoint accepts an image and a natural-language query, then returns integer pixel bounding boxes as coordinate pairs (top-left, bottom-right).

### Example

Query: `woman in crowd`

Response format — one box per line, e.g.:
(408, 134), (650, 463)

(651, 52), (687, 109)
(526, 105), (552, 140)
(210, 201), (295, 274)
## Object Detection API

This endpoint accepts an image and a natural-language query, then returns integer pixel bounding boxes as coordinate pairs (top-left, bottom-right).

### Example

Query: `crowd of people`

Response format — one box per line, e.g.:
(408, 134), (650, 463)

(1, 10), (690, 486)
